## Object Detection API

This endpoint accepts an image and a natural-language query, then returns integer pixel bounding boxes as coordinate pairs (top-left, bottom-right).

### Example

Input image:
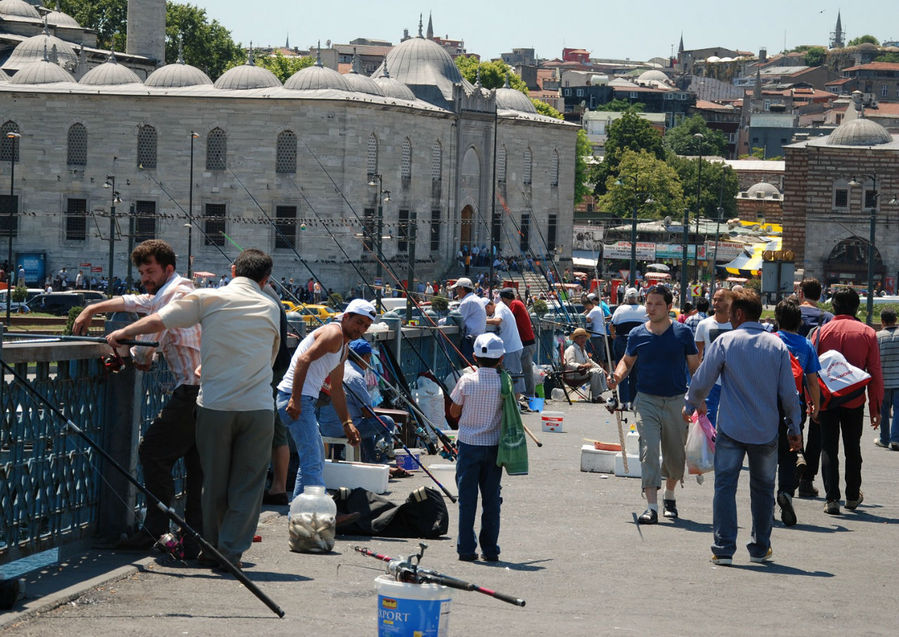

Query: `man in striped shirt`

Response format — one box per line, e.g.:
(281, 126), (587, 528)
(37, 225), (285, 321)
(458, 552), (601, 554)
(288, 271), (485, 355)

(74, 240), (202, 556)
(875, 309), (899, 450)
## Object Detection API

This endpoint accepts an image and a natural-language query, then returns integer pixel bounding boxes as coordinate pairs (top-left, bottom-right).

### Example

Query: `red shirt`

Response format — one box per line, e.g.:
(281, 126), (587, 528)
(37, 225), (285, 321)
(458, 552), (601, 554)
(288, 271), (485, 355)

(508, 299), (536, 345)
(816, 315), (883, 417)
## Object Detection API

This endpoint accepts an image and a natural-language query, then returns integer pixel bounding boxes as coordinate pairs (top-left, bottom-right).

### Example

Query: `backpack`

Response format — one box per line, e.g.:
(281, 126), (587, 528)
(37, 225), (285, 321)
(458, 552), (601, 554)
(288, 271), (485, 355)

(776, 333), (806, 397)
(813, 326), (872, 411)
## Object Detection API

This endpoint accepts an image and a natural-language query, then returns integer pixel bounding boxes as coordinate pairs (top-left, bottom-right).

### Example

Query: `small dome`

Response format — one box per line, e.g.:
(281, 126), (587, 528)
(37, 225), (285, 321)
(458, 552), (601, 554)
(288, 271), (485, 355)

(495, 84), (536, 113)
(284, 62), (348, 91)
(4, 30), (78, 71)
(857, 42), (878, 52)
(827, 117), (893, 146)
(745, 182), (781, 199)
(214, 60), (281, 90)
(343, 69), (382, 96)
(638, 69), (670, 84)
(80, 54), (142, 86)
(145, 61), (213, 88)
(372, 74), (415, 100)
(12, 58), (75, 85)
(44, 10), (80, 27)
(0, 0), (40, 19)
(706, 55), (721, 63)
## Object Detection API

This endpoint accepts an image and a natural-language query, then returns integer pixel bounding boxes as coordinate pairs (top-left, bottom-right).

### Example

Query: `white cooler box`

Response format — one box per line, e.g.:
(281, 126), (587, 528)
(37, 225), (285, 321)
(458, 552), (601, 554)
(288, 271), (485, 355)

(580, 445), (616, 473)
(426, 464), (458, 497)
(323, 460), (390, 494)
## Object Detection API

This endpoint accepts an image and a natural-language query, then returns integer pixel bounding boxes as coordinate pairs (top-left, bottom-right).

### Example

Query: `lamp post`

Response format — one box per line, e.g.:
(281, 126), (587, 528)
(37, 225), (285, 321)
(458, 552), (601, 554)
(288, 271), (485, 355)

(848, 174), (878, 324)
(187, 131), (198, 278)
(617, 176), (652, 287)
(367, 174), (390, 312)
(405, 210), (417, 324)
(5, 131), (20, 325)
(104, 176), (121, 294)
(710, 205), (724, 300)
(680, 206), (689, 309)
(693, 133), (704, 284)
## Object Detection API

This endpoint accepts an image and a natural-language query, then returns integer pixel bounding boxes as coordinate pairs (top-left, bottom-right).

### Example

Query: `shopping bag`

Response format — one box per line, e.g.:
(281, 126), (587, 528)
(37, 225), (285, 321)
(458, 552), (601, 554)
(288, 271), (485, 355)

(496, 370), (529, 476)
(816, 349), (871, 410)
(685, 412), (715, 475)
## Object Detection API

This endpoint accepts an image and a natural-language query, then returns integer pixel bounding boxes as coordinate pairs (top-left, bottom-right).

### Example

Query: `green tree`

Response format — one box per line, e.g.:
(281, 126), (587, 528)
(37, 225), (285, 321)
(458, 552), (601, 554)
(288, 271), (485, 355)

(595, 98), (644, 112)
(58, 0), (128, 50)
(165, 3), (243, 79)
(532, 99), (562, 119)
(848, 35), (880, 46)
(573, 129), (592, 206)
(803, 46), (826, 67)
(228, 51), (315, 83)
(598, 150), (684, 218)
(592, 108), (665, 196)
(874, 51), (899, 63)
(669, 155), (739, 219)
(454, 56), (528, 92)
(663, 115), (728, 157)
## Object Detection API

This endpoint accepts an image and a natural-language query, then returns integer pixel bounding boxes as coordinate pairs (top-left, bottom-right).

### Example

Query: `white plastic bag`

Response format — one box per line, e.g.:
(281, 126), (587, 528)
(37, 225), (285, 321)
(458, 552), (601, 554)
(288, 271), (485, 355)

(685, 413), (715, 475)
(414, 376), (448, 433)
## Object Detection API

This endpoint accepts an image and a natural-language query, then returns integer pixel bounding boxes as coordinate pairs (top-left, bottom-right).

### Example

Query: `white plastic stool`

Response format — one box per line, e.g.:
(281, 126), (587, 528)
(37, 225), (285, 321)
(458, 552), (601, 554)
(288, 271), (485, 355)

(321, 436), (360, 462)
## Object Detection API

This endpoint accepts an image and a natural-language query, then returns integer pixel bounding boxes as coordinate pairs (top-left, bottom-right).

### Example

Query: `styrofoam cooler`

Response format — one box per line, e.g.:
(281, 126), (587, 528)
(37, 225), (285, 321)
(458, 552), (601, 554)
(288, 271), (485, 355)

(626, 431), (640, 456)
(580, 445), (616, 473)
(427, 464), (458, 497)
(323, 460), (390, 493)
(614, 454), (642, 478)
(541, 411), (564, 432)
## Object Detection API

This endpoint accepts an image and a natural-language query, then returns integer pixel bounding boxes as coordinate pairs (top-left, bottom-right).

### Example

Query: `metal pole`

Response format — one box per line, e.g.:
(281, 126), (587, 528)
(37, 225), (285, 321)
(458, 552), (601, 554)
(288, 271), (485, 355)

(106, 175), (115, 293)
(694, 133), (703, 285)
(866, 176), (877, 325)
(629, 197), (637, 287)
(5, 133), (17, 325)
(680, 207), (688, 308)
(489, 107), (498, 296)
(126, 203), (135, 289)
(188, 132), (197, 278)
(406, 211), (416, 323)
(376, 180), (383, 313)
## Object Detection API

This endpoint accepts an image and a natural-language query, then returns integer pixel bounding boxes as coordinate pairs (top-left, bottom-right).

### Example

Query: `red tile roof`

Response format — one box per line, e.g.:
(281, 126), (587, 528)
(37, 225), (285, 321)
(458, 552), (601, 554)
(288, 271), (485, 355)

(825, 77), (854, 85)
(842, 62), (899, 72)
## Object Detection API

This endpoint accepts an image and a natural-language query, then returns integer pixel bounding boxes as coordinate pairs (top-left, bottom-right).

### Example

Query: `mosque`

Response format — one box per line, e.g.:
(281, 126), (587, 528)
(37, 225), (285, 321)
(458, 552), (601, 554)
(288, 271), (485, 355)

(0, 0), (576, 290)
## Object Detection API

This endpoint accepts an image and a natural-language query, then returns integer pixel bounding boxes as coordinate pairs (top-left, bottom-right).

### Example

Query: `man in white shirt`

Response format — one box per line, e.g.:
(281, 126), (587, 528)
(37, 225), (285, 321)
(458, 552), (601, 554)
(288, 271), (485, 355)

(564, 328), (607, 401)
(693, 288), (733, 427)
(486, 295), (524, 395)
(451, 277), (486, 365)
(583, 294), (608, 363)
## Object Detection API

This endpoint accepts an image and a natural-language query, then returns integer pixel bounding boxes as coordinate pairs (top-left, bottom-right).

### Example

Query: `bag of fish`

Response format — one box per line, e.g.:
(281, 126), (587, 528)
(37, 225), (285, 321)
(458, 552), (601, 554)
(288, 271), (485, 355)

(288, 486), (337, 553)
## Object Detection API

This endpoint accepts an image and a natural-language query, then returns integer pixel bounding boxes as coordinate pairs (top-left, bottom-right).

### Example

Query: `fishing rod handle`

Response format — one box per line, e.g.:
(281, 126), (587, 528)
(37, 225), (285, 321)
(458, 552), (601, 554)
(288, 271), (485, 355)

(117, 339), (159, 347)
(480, 587), (527, 607)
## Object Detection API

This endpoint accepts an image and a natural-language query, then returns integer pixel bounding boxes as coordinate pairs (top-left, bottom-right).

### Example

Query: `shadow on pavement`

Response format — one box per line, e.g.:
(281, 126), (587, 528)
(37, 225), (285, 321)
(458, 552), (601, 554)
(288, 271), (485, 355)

(478, 558), (550, 571)
(722, 563), (834, 577)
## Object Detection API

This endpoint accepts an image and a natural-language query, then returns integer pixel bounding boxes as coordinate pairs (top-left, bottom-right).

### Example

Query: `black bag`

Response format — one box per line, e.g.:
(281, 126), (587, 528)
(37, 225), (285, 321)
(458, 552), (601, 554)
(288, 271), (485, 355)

(334, 486), (449, 538)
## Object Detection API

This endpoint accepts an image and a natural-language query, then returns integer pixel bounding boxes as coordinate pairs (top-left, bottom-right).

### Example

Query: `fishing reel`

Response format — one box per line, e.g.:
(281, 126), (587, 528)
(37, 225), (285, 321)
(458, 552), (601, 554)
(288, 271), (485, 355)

(387, 542), (428, 584)
(438, 447), (456, 461)
(156, 532), (185, 560)
(102, 350), (125, 374)
(413, 427), (438, 455)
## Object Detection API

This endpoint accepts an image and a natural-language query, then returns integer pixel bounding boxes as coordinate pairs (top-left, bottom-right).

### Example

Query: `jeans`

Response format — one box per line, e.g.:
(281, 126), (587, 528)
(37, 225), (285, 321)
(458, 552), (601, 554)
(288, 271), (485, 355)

(520, 342), (537, 397)
(705, 383), (722, 428)
(712, 430), (778, 560)
(455, 442), (502, 557)
(277, 391), (325, 499)
(819, 405), (864, 503)
(880, 388), (899, 445)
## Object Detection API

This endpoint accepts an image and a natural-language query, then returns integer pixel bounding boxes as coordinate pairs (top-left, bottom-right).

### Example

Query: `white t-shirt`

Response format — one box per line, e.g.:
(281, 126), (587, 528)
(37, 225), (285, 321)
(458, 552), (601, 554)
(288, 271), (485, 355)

(585, 306), (607, 336)
(493, 301), (523, 353)
(611, 304), (648, 331)
(694, 316), (732, 386)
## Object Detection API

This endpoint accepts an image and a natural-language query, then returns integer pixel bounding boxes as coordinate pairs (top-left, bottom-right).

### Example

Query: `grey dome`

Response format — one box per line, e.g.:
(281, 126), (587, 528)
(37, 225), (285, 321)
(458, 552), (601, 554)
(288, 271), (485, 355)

(745, 182), (781, 199)
(44, 10), (80, 27)
(372, 74), (415, 100)
(284, 63), (348, 91)
(214, 63), (281, 90)
(495, 86), (536, 113)
(0, 0), (40, 19)
(637, 69), (671, 86)
(373, 36), (470, 105)
(343, 69), (382, 96)
(145, 61), (213, 88)
(827, 117), (892, 146)
(4, 31), (78, 71)
(80, 55), (142, 86)
(12, 58), (75, 85)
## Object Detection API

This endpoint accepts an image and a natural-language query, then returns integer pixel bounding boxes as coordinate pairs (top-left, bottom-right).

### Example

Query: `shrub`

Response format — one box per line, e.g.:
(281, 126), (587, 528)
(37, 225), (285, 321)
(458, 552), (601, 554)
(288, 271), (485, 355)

(64, 306), (83, 335)
(431, 295), (449, 313)
(532, 298), (548, 316)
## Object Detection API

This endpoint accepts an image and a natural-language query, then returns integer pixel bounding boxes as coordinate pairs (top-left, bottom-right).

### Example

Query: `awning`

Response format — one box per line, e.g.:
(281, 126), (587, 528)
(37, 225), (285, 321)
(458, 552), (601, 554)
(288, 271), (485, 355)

(720, 237), (781, 277)
(572, 256), (598, 268)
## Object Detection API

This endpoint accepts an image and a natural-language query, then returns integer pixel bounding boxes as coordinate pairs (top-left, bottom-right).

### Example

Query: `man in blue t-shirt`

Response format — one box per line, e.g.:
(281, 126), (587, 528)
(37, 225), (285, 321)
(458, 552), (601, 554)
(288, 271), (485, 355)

(608, 286), (700, 524)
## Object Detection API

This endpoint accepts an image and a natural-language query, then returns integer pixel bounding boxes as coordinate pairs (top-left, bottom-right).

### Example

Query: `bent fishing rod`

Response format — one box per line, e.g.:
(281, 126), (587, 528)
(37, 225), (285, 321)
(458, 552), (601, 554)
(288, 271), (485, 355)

(2, 333), (158, 347)
(0, 358), (285, 618)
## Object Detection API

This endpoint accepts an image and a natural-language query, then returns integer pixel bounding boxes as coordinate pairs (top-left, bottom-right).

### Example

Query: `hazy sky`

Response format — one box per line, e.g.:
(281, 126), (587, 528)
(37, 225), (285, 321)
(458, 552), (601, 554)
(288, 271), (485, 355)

(194, 0), (898, 62)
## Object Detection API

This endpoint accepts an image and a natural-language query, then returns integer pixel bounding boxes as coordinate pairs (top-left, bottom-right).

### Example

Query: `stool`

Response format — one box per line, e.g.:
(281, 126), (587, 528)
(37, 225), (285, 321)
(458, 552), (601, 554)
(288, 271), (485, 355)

(321, 436), (360, 462)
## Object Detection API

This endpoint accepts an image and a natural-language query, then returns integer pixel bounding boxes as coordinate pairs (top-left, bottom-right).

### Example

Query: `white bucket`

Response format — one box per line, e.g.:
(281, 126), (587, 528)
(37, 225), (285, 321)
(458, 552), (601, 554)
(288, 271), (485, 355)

(426, 464), (458, 497)
(541, 411), (565, 432)
(375, 574), (452, 636)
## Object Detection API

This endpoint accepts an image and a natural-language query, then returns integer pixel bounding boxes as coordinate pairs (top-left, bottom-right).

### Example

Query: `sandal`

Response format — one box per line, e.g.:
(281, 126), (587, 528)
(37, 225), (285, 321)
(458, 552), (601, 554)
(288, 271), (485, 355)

(390, 467), (413, 478)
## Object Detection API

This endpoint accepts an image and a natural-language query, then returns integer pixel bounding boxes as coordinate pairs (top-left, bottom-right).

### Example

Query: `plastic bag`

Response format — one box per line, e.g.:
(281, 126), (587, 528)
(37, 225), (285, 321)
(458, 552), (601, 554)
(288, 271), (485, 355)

(496, 371), (529, 475)
(685, 412), (715, 475)
(413, 376), (448, 433)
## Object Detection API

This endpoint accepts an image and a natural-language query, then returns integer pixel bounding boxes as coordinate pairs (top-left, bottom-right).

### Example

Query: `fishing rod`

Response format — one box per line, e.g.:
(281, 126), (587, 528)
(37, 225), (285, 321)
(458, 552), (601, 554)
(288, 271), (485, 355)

(0, 358), (285, 618)
(354, 543), (525, 607)
(602, 330), (629, 474)
(2, 333), (158, 347)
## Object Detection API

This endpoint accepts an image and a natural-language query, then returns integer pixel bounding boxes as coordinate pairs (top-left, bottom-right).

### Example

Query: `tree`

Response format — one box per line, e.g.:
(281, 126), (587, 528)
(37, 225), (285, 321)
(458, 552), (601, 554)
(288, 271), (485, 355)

(848, 35), (880, 46)
(663, 115), (728, 157)
(668, 155), (739, 219)
(58, 0), (128, 51)
(803, 46), (826, 67)
(598, 150), (684, 219)
(454, 56), (528, 92)
(592, 108), (665, 196)
(595, 98), (644, 112)
(230, 51), (315, 83)
(532, 99), (562, 119)
(875, 51), (899, 63)
(573, 129), (592, 206)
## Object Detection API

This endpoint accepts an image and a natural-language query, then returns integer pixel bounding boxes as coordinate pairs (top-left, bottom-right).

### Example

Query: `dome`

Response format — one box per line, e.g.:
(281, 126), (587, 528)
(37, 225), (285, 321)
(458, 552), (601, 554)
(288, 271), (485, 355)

(145, 61), (213, 88)
(343, 70), (382, 95)
(44, 10), (79, 27)
(80, 53), (142, 86)
(214, 53), (281, 90)
(495, 77), (536, 113)
(637, 69), (670, 84)
(284, 61), (348, 91)
(827, 117), (892, 146)
(373, 35), (470, 105)
(372, 73), (415, 100)
(706, 55), (721, 63)
(0, 0), (40, 19)
(12, 58), (75, 85)
(4, 30), (78, 71)
(745, 182), (781, 199)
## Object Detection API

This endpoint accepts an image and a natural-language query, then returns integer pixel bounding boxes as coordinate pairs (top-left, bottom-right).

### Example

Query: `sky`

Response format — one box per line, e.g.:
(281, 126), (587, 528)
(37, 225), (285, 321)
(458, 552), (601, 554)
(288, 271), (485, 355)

(194, 0), (899, 62)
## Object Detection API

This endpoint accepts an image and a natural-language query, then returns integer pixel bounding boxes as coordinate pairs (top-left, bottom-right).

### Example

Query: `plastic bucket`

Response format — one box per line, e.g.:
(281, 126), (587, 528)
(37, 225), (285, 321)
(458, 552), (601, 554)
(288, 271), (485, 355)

(541, 410), (564, 432)
(427, 464), (458, 497)
(528, 397), (545, 412)
(375, 574), (452, 636)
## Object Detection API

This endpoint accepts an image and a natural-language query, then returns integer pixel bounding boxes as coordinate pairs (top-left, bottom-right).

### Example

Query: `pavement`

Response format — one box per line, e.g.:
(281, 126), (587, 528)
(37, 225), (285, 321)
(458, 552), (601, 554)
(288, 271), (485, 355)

(1, 400), (896, 636)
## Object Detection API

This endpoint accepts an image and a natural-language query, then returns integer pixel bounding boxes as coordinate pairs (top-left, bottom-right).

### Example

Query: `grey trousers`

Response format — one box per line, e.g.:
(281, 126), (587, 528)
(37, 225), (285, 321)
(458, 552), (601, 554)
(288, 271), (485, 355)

(520, 342), (538, 397)
(195, 406), (274, 563)
(633, 393), (688, 489)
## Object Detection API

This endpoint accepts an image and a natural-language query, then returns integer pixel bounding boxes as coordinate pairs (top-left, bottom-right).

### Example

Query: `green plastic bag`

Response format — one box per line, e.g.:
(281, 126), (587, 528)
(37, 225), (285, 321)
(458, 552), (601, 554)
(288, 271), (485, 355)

(496, 371), (529, 476)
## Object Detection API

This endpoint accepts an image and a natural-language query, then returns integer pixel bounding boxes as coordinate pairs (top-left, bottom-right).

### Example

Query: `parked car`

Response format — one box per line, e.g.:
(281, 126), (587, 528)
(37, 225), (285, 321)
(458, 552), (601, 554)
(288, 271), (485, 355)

(24, 292), (103, 316)
(290, 303), (338, 328)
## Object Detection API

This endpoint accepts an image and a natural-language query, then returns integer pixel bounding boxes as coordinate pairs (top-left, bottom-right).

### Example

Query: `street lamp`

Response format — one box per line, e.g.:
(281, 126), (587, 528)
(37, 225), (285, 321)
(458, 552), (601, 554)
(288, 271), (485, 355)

(5, 131), (20, 325)
(693, 133), (704, 284)
(848, 174), (878, 324)
(187, 131), (198, 278)
(367, 174), (390, 312)
(710, 205), (724, 299)
(104, 176), (121, 294)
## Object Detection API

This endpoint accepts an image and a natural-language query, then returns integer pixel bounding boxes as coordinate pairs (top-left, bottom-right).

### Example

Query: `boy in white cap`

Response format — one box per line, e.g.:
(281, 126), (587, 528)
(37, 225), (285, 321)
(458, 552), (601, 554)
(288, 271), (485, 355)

(449, 333), (506, 562)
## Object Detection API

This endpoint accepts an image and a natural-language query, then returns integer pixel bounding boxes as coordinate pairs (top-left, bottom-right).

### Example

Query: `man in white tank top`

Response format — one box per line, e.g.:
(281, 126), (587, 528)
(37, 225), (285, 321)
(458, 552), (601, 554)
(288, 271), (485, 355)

(276, 299), (376, 499)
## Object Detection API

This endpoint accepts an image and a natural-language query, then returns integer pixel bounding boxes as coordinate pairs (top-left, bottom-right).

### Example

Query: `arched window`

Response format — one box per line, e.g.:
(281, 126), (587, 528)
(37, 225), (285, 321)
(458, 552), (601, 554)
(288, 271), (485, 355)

(367, 133), (378, 176)
(523, 147), (533, 185)
(431, 141), (442, 181)
(276, 130), (297, 174)
(206, 127), (226, 170)
(0, 121), (20, 162)
(496, 146), (506, 183)
(67, 123), (87, 166)
(137, 125), (157, 169)
(551, 149), (560, 187)
(401, 138), (412, 181)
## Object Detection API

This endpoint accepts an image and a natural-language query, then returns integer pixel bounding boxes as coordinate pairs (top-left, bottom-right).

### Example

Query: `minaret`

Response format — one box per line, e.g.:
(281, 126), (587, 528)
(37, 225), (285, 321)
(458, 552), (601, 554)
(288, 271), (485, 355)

(830, 11), (844, 48)
(127, 0), (166, 64)
(426, 12), (434, 39)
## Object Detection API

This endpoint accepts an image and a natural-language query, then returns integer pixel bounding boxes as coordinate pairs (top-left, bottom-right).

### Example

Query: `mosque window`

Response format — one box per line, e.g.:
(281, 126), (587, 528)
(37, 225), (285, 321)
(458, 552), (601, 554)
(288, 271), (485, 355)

(497, 146), (506, 183)
(65, 198), (87, 241)
(431, 141), (442, 181)
(276, 130), (297, 174)
(275, 205), (296, 249)
(551, 149), (560, 187)
(362, 208), (376, 252)
(67, 124), (87, 166)
(520, 213), (530, 252)
(137, 125), (157, 169)
(0, 121), (19, 162)
(401, 138), (412, 185)
(547, 214), (557, 251)
(134, 200), (157, 243)
(367, 134), (378, 177)
(832, 180), (849, 210)
(523, 148), (533, 185)
(204, 203), (226, 245)
(206, 128), (227, 170)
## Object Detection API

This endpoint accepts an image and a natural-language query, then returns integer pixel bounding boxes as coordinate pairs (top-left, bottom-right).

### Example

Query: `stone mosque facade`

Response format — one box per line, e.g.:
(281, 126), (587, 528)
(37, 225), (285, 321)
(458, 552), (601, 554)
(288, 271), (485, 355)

(0, 0), (576, 289)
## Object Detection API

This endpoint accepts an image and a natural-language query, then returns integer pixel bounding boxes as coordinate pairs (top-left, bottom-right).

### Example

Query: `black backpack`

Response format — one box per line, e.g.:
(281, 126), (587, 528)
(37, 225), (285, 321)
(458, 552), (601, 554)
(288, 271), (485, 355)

(334, 486), (449, 538)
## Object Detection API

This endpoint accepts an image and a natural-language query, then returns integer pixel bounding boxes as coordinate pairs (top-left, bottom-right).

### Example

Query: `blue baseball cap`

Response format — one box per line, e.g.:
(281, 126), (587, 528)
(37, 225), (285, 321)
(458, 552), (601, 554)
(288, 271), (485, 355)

(348, 338), (372, 356)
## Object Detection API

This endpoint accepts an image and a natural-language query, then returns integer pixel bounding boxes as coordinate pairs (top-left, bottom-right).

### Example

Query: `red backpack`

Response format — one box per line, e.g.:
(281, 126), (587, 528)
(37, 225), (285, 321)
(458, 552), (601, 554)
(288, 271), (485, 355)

(776, 333), (806, 398)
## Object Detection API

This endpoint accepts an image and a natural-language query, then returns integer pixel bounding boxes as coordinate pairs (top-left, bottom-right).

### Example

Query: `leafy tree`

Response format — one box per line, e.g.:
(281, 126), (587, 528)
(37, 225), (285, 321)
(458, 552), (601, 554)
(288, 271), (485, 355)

(532, 99), (562, 119)
(848, 35), (879, 46)
(663, 115), (728, 157)
(595, 98), (644, 112)
(58, 0), (128, 51)
(573, 129), (592, 206)
(803, 46), (826, 67)
(874, 51), (899, 63)
(668, 156), (739, 219)
(739, 147), (766, 160)
(454, 56), (528, 92)
(592, 108), (665, 196)
(227, 51), (315, 83)
(165, 4), (243, 79)
(598, 150), (684, 219)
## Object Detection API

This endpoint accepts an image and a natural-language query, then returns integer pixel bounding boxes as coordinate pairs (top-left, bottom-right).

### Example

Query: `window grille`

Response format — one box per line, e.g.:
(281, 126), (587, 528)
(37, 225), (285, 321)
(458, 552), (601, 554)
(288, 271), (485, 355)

(67, 123), (87, 166)
(137, 125), (157, 169)
(276, 130), (297, 174)
(401, 139), (412, 180)
(206, 128), (226, 170)
(551, 149), (559, 186)
(204, 203), (226, 245)
(497, 147), (506, 183)
(431, 142), (442, 181)
(275, 205), (296, 249)
(134, 200), (157, 242)
(367, 134), (378, 176)
(0, 121), (19, 162)
(65, 198), (87, 241)
(523, 148), (532, 185)
(520, 213), (530, 252)
(430, 209), (440, 252)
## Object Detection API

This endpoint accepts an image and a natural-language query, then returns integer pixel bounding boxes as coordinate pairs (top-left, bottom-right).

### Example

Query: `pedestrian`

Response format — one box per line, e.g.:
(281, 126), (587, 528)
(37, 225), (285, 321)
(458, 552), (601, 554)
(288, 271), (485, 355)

(450, 277), (486, 365)
(582, 294), (608, 362)
(501, 288), (537, 400)
(684, 288), (802, 565)
(74, 240), (203, 556)
(486, 295), (524, 397)
(261, 278), (292, 507)
(684, 296), (709, 335)
(564, 328), (607, 402)
(810, 287), (883, 515)
(609, 287), (647, 408)
(106, 248), (281, 570)
(277, 299), (374, 497)
(875, 309), (899, 450)
(607, 286), (699, 523)
(449, 333), (506, 562)
(694, 288), (733, 427)
(797, 278), (833, 337)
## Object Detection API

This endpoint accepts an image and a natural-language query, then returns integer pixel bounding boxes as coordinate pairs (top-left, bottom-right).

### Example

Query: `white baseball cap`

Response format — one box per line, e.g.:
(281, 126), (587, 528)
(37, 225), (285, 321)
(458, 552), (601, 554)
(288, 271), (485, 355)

(450, 277), (473, 289)
(473, 333), (505, 359)
(625, 287), (639, 299)
(343, 298), (377, 320)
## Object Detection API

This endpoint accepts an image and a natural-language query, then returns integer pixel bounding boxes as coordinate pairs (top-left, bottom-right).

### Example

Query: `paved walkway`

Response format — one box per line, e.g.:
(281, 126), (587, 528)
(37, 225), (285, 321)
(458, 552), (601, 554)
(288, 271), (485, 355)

(2, 401), (896, 635)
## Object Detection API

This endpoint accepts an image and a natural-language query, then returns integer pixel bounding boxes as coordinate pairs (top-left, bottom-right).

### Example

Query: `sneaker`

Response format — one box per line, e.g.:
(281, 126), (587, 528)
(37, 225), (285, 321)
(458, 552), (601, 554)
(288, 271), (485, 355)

(195, 551), (220, 568)
(662, 499), (678, 519)
(777, 491), (797, 527)
(458, 553), (478, 562)
(891, 442), (899, 451)
(824, 500), (841, 515)
(874, 438), (889, 448)
(795, 451), (807, 475)
(711, 554), (733, 566)
(750, 547), (774, 564)
(480, 553), (500, 562)
(637, 508), (658, 524)
(797, 481), (819, 498)
(845, 491), (864, 510)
